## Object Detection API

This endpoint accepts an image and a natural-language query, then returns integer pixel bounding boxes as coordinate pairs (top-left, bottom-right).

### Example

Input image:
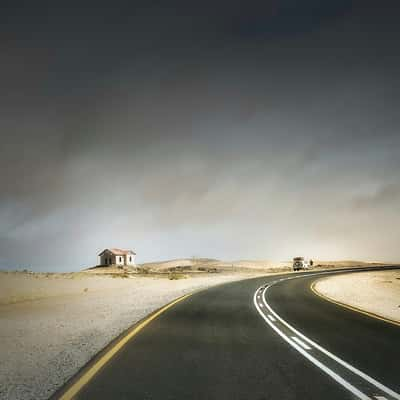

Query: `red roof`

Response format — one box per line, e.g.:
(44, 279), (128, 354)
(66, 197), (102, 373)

(98, 248), (136, 256)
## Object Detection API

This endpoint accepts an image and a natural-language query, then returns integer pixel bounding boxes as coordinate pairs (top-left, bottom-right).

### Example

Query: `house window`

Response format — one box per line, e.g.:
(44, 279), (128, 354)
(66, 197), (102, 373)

(129, 256), (132, 262)
(120, 256), (122, 263)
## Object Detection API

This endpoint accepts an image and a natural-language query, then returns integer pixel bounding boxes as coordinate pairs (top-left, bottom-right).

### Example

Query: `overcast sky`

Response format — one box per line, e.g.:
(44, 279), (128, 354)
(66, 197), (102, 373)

(1, 1), (399, 271)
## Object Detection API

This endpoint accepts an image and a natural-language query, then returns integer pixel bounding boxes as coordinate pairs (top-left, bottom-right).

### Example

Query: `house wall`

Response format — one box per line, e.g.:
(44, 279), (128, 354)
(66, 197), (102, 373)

(114, 255), (125, 266)
(99, 252), (116, 266)
(125, 254), (136, 266)
(99, 252), (113, 266)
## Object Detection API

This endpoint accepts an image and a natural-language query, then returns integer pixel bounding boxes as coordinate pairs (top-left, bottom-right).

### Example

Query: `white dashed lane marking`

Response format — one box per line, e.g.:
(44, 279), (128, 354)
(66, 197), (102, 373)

(291, 336), (312, 350)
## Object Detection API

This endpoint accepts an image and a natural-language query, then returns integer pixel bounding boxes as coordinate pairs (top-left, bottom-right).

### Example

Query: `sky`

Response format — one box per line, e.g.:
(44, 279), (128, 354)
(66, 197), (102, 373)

(1, 1), (400, 271)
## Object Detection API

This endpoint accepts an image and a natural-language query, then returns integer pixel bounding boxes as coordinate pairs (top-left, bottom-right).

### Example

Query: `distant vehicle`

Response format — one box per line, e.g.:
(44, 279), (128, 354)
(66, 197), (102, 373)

(293, 257), (313, 271)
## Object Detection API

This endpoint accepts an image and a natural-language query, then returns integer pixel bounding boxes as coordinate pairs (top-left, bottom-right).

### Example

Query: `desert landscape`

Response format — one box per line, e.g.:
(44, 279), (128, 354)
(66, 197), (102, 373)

(0, 259), (392, 400)
(2, 3), (400, 399)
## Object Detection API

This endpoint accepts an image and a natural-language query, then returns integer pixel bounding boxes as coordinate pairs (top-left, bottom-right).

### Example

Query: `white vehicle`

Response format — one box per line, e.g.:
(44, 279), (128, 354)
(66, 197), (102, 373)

(292, 257), (313, 271)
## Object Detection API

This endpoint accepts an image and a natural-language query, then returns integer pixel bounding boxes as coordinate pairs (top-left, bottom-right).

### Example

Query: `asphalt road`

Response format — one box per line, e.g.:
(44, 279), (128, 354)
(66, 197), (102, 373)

(56, 267), (400, 400)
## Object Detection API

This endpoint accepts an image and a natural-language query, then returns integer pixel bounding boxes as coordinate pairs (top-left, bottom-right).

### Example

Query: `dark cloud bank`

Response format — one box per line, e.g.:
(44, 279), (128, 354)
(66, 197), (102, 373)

(1, 1), (399, 270)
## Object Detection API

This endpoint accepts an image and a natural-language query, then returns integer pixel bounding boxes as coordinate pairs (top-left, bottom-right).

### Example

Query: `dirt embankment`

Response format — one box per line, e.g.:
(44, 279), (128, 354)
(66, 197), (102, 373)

(314, 269), (400, 324)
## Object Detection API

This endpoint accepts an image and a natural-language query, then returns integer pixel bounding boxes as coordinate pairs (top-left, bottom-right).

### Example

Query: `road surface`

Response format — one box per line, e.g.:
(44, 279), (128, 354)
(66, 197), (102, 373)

(54, 267), (400, 400)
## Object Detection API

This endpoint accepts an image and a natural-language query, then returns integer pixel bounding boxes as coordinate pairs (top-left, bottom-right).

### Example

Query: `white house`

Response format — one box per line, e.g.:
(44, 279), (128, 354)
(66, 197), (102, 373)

(98, 248), (136, 266)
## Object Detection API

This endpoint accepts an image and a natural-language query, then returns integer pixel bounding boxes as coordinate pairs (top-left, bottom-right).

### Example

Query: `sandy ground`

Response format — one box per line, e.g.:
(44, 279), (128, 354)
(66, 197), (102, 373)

(0, 271), (266, 400)
(314, 269), (400, 323)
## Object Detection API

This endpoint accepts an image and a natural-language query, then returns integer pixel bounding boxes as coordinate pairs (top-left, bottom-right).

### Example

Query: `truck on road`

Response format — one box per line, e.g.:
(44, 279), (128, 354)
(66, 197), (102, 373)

(293, 257), (313, 271)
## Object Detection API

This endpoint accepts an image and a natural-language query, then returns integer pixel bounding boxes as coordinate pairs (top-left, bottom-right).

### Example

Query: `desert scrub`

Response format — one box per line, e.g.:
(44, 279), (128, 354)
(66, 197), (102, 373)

(111, 272), (130, 278)
(168, 272), (187, 280)
(136, 267), (150, 274)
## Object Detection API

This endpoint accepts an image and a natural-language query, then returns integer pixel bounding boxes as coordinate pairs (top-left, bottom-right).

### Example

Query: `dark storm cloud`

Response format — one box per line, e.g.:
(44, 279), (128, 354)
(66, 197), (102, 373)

(352, 184), (400, 210)
(1, 1), (400, 270)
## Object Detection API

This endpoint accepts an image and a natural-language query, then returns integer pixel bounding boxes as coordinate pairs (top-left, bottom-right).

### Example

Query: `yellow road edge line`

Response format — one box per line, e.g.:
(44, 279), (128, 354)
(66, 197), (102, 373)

(58, 293), (192, 400)
(310, 279), (400, 328)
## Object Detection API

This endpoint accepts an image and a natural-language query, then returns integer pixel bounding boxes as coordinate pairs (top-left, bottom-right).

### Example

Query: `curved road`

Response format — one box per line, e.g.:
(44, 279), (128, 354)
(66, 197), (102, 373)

(55, 267), (400, 400)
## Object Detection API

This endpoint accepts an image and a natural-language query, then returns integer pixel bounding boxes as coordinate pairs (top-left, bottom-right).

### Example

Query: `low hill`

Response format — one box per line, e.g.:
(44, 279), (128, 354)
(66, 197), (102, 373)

(83, 258), (389, 275)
